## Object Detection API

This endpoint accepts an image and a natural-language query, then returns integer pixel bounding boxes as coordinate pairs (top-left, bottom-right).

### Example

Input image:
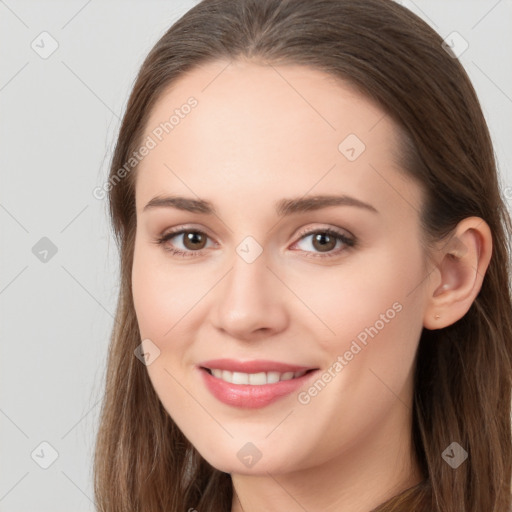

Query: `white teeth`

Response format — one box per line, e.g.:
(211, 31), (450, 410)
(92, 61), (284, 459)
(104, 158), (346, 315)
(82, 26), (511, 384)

(232, 371), (249, 385)
(266, 371), (281, 384)
(248, 372), (267, 385)
(211, 369), (223, 379)
(208, 368), (309, 385)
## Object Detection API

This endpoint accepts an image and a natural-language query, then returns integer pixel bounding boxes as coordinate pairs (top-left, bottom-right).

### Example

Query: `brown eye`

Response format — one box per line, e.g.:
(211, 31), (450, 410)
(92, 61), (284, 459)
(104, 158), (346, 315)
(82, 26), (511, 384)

(182, 230), (208, 250)
(311, 232), (338, 252)
(156, 228), (214, 257)
(293, 227), (355, 259)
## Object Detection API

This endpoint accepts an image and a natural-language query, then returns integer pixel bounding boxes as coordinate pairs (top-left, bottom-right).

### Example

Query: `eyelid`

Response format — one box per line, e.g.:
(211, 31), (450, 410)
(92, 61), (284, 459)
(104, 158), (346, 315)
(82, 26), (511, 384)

(159, 223), (353, 242)
(159, 224), (217, 242)
(293, 223), (354, 240)
(156, 223), (356, 258)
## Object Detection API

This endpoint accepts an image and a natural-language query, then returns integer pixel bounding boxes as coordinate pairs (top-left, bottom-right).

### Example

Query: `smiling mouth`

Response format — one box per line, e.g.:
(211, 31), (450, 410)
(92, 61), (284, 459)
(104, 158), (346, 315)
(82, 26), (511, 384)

(201, 367), (317, 386)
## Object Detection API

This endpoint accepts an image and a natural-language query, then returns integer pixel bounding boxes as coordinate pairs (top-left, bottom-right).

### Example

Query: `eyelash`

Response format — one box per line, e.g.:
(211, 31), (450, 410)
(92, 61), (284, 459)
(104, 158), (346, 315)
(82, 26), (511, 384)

(154, 225), (356, 260)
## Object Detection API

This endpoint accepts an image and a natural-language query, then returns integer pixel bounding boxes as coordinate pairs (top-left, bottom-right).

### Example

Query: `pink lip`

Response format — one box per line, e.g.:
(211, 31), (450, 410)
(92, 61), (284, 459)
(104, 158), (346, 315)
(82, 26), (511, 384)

(199, 358), (313, 373)
(197, 359), (319, 409)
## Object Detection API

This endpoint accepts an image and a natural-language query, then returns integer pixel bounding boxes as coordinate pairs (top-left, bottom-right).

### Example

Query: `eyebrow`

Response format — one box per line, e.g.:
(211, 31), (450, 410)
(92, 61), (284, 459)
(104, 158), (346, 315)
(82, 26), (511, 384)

(143, 194), (379, 216)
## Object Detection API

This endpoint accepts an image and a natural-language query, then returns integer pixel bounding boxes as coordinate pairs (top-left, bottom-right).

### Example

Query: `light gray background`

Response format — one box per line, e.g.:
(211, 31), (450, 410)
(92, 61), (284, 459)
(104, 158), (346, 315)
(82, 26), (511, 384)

(1, 1), (511, 511)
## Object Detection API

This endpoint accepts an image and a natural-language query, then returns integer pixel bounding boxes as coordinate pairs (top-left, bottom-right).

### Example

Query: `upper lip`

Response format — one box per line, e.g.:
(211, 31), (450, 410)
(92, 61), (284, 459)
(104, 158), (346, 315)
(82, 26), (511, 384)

(199, 358), (316, 373)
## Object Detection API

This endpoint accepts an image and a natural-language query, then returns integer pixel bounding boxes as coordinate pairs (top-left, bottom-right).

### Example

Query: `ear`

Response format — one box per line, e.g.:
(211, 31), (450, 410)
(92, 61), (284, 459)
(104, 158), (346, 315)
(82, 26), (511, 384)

(423, 217), (493, 330)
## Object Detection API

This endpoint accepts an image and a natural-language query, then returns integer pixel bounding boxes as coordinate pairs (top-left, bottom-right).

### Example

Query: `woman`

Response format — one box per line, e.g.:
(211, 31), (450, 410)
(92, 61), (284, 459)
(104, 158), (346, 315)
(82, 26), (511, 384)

(94, 0), (512, 510)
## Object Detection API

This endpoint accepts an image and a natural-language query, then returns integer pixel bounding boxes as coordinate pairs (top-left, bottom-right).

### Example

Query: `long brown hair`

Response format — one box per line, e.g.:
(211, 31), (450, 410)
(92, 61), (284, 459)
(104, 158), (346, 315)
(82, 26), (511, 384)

(94, 1), (512, 510)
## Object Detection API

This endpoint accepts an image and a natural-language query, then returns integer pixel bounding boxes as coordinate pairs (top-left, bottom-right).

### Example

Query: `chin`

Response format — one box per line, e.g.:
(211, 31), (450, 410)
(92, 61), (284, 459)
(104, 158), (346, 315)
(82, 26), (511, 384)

(193, 439), (303, 475)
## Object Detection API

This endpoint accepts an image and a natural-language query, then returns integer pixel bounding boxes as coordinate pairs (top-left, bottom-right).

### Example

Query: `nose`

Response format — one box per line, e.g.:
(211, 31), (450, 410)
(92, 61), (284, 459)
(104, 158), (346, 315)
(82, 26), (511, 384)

(210, 249), (289, 341)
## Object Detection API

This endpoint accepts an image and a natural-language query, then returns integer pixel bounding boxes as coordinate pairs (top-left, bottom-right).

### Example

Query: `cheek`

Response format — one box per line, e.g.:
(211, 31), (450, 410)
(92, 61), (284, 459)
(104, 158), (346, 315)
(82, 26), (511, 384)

(131, 242), (200, 340)
(303, 248), (425, 425)
(131, 248), (200, 427)
(299, 246), (423, 351)
(318, 245), (425, 394)
(131, 242), (215, 380)
(132, 259), (168, 340)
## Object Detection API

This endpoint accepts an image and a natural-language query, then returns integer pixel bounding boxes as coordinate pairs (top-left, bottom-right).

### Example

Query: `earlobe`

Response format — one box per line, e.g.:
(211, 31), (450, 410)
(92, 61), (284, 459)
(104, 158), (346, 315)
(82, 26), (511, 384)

(422, 217), (493, 331)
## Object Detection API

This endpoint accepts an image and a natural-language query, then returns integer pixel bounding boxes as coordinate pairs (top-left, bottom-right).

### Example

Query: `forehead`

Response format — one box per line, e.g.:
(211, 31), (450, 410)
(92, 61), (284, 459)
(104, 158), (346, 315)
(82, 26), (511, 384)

(142, 59), (396, 150)
(135, 59), (418, 220)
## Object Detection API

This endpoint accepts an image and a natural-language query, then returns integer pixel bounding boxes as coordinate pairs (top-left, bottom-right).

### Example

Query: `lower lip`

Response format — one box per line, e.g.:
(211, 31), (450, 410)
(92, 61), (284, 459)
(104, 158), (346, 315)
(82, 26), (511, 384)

(199, 367), (318, 409)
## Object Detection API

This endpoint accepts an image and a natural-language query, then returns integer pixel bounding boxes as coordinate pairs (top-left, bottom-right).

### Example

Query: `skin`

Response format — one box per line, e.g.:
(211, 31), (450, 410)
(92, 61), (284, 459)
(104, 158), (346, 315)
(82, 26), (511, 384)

(131, 59), (492, 512)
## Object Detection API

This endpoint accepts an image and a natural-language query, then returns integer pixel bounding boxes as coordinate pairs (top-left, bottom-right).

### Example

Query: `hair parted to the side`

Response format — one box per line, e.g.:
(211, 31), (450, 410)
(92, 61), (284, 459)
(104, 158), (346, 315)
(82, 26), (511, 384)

(94, 0), (512, 511)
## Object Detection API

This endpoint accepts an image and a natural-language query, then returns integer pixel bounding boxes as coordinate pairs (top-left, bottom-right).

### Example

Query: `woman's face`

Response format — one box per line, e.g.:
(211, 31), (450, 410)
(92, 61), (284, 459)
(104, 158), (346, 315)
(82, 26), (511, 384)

(132, 60), (431, 475)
